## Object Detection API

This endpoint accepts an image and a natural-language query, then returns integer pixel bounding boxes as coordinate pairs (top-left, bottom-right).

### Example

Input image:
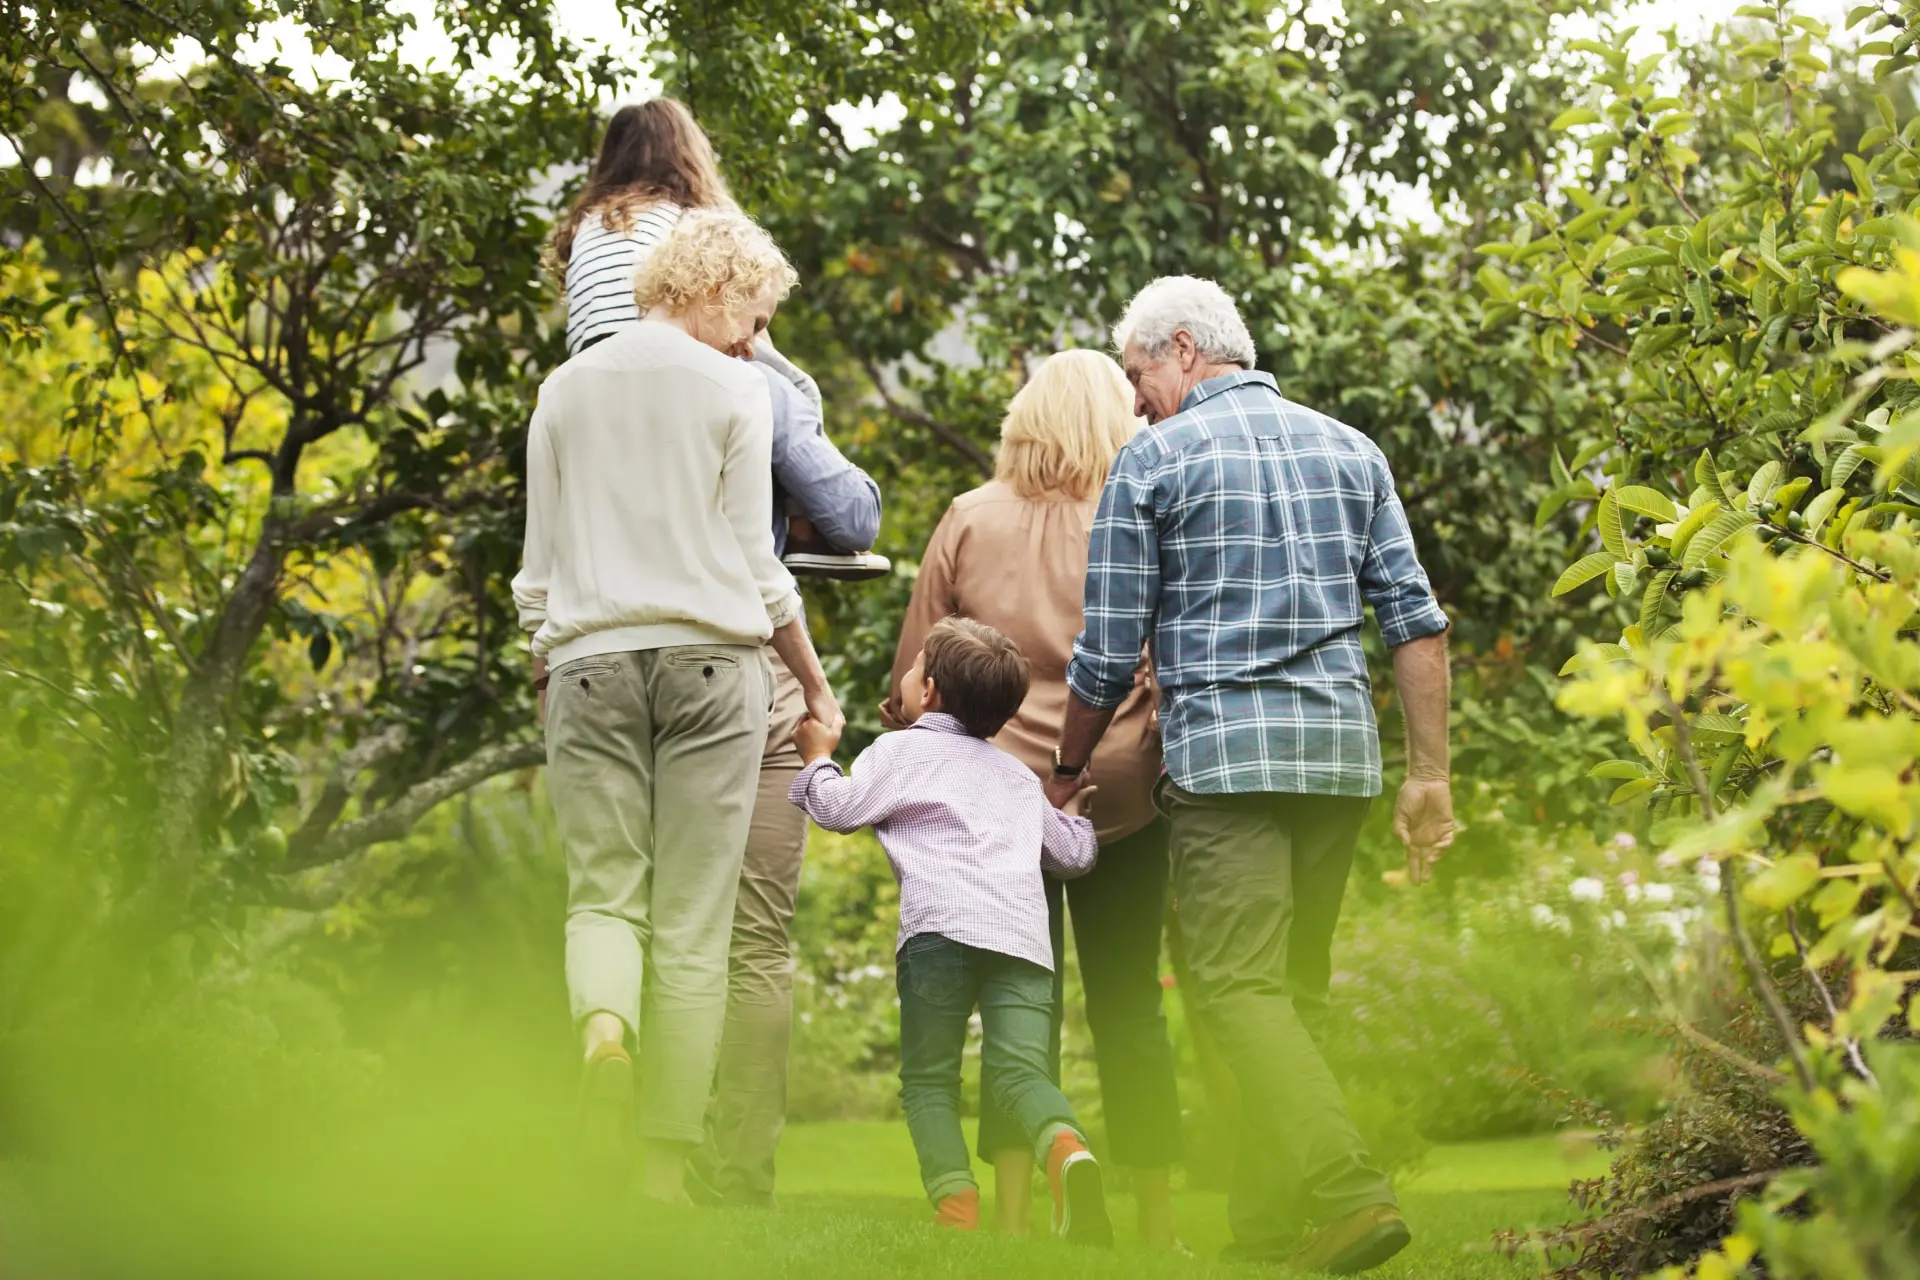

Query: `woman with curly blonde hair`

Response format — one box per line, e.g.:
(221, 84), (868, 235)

(884, 349), (1183, 1246)
(514, 209), (843, 1202)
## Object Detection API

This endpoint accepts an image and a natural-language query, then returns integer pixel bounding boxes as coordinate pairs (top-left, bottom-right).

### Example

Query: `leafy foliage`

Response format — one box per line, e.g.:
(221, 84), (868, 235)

(1473, 2), (1920, 1272)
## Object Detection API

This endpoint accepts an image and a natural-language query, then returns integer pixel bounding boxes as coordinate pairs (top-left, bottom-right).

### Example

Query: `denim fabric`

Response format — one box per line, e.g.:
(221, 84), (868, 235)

(977, 818), (1183, 1167)
(895, 933), (1083, 1205)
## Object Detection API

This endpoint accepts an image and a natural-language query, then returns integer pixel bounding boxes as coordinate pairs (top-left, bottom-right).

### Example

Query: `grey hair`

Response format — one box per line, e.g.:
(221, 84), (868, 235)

(1111, 275), (1256, 368)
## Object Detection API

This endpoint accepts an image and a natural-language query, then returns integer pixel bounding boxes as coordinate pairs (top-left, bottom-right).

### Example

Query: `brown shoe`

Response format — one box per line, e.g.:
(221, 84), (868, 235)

(782, 516), (891, 581)
(576, 1041), (633, 1179)
(1288, 1204), (1411, 1274)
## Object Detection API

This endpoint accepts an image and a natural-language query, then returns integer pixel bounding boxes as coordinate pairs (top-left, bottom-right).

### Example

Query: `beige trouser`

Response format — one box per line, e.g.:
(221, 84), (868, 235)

(545, 643), (772, 1145)
(690, 647), (809, 1206)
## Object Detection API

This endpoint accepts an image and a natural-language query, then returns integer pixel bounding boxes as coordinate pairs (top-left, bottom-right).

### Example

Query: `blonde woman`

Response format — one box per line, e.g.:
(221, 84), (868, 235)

(514, 209), (842, 1200)
(884, 349), (1181, 1245)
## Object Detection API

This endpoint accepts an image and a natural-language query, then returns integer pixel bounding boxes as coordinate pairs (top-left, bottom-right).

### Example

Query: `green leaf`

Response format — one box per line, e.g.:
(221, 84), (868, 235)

(1747, 460), (1783, 508)
(1475, 265), (1511, 301)
(1833, 444), (1869, 488)
(1744, 853), (1823, 911)
(1560, 643), (1631, 676)
(1614, 485), (1678, 521)
(1692, 713), (1747, 741)
(1550, 106), (1602, 131)
(1610, 778), (1658, 805)
(1612, 561), (1638, 595)
(1683, 509), (1759, 566)
(1641, 569), (1676, 632)
(1553, 551), (1619, 597)
(1608, 245), (1675, 270)
(1598, 490), (1626, 556)
(1590, 759), (1649, 780)
(1654, 112), (1693, 137)
(1670, 500), (1720, 563)
(1569, 440), (1612, 473)
(1803, 486), (1846, 536)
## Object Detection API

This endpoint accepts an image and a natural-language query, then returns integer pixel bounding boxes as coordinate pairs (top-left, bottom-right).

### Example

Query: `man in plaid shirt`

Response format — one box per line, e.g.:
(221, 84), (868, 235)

(1050, 276), (1454, 1273)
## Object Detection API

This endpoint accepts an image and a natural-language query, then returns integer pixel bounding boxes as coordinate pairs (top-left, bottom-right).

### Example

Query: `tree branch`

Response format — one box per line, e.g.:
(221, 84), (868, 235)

(286, 738), (546, 870)
(1664, 689), (1817, 1093)
(857, 356), (994, 477)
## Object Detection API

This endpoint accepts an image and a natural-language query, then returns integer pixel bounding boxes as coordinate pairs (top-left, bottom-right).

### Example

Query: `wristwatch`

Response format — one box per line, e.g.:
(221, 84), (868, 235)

(1052, 747), (1085, 778)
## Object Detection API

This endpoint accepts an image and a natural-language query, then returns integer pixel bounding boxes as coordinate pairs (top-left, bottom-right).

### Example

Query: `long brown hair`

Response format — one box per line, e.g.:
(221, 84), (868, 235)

(548, 98), (733, 276)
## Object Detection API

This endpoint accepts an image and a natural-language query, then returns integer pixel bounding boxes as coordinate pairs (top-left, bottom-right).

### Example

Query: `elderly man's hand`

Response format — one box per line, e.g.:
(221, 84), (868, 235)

(1393, 775), (1455, 885)
(1044, 769), (1091, 812)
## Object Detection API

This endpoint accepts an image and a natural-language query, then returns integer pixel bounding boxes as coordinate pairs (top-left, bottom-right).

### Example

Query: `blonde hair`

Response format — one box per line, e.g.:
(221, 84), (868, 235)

(995, 349), (1143, 500)
(632, 209), (798, 317)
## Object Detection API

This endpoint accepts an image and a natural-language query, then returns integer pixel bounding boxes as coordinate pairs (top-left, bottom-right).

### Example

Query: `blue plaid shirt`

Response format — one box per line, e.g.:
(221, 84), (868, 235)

(1066, 371), (1449, 798)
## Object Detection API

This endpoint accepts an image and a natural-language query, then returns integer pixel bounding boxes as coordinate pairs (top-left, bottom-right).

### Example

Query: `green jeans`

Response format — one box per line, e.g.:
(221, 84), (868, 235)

(545, 644), (771, 1146)
(1161, 782), (1394, 1252)
(897, 933), (1084, 1206)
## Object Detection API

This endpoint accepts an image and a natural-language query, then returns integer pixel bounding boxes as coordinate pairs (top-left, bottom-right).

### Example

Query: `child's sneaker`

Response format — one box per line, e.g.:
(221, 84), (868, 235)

(1045, 1131), (1112, 1246)
(783, 515), (891, 582)
(933, 1187), (980, 1231)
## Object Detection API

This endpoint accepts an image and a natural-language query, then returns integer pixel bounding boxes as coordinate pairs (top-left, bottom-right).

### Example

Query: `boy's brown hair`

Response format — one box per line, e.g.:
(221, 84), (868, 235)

(922, 617), (1030, 739)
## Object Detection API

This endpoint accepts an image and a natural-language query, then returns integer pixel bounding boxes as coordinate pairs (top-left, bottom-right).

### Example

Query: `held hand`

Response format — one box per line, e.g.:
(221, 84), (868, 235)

(803, 685), (843, 736)
(1062, 785), (1099, 820)
(793, 713), (843, 764)
(1043, 769), (1090, 812)
(877, 697), (910, 732)
(1393, 775), (1455, 886)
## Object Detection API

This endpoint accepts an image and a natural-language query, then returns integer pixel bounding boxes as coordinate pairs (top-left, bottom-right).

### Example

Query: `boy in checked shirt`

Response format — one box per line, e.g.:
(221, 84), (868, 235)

(790, 617), (1110, 1243)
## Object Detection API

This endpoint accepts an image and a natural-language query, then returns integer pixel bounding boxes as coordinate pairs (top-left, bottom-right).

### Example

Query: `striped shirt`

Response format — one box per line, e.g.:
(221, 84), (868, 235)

(790, 712), (1097, 972)
(563, 202), (682, 355)
(1066, 371), (1449, 798)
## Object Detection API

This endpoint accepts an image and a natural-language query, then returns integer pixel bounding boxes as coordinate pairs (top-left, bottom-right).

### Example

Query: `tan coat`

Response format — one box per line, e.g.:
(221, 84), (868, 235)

(888, 481), (1161, 844)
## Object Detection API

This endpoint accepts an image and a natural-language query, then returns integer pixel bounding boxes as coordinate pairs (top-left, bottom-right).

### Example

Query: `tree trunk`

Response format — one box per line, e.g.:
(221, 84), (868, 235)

(141, 526), (288, 923)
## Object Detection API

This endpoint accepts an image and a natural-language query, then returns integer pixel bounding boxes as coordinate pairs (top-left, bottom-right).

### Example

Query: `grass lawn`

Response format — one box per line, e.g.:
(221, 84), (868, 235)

(3, 1118), (1603, 1278)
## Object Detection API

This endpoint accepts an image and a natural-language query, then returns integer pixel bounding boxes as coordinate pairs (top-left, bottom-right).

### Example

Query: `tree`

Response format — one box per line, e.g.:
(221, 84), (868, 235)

(1, 3), (614, 928)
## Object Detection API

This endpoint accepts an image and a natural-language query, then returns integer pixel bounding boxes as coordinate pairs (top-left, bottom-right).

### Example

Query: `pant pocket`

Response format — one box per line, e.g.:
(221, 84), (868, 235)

(663, 650), (743, 674)
(902, 936), (966, 1006)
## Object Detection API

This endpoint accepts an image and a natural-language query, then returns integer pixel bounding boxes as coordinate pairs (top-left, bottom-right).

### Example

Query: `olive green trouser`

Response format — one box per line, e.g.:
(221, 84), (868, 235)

(1160, 782), (1395, 1254)
(689, 648), (809, 1207)
(546, 644), (772, 1146)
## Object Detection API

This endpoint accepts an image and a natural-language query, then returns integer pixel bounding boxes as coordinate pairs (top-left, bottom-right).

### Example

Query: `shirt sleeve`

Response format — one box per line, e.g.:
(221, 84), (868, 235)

(1040, 806), (1098, 880)
(509, 396), (557, 645)
(1359, 454), (1450, 648)
(753, 334), (824, 414)
(888, 503), (962, 713)
(1067, 445), (1159, 710)
(722, 376), (804, 631)
(788, 746), (899, 832)
(764, 367), (882, 552)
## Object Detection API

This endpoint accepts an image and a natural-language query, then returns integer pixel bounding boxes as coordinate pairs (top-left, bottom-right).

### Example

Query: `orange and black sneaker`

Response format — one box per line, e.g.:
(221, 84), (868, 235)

(1044, 1131), (1112, 1246)
(933, 1187), (980, 1231)
(1289, 1204), (1412, 1274)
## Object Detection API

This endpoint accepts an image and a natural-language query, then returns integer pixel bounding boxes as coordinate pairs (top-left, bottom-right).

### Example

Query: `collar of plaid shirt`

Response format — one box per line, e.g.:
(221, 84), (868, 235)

(1065, 369), (1450, 799)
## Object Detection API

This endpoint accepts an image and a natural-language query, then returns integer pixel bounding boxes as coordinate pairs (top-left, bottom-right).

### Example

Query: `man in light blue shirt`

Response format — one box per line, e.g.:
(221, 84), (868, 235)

(690, 350), (883, 1208)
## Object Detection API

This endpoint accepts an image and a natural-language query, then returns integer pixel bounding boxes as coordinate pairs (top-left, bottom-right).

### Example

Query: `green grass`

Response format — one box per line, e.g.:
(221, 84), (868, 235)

(3, 1116), (1601, 1278)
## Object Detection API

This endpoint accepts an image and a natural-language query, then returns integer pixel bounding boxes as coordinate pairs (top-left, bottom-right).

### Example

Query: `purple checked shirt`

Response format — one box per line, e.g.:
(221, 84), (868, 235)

(789, 712), (1098, 972)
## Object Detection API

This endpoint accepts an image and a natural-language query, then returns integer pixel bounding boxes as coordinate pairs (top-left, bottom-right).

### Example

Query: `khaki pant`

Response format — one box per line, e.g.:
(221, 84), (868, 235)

(1160, 782), (1392, 1253)
(546, 644), (772, 1146)
(689, 647), (808, 1206)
